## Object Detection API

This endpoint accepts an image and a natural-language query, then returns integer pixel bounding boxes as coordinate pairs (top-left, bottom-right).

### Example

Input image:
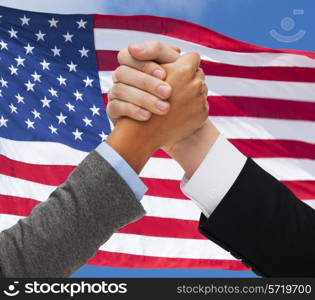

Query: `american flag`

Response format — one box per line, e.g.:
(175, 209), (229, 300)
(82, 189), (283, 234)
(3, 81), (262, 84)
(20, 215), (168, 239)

(1, 5), (315, 271)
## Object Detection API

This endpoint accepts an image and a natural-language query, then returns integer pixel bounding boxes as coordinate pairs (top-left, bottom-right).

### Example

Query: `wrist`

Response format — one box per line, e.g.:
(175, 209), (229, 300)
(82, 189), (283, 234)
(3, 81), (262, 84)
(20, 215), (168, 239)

(107, 118), (159, 174)
(167, 120), (220, 178)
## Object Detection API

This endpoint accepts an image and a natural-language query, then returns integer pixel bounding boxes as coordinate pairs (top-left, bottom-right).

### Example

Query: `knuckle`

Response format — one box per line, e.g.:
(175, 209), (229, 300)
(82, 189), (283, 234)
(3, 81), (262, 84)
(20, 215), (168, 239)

(117, 48), (128, 64)
(111, 82), (123, 99)
(114, 65), (127, 81)
(150, 40), (162, 51)
(142, 61), (156, 75)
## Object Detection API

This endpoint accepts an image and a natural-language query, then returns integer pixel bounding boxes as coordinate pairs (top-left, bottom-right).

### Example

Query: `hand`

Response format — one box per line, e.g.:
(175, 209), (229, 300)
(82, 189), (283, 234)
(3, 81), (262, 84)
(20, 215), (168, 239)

(107, 41), (180, 124)
(106, 51), (209, 173)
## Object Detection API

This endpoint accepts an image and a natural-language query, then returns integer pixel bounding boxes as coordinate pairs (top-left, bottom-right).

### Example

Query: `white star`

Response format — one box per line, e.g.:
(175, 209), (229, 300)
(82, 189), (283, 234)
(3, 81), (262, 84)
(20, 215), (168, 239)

(82, 116), (92, 127)
(51, 46), (61, 57)
(78, 46), (89, 57)
(15, 93), (24, 103)
(8, 27), (18, 38)
(72, 128), (83, 140)
(83, 76), (94, 87)
(0, 77), (8, 88)
(25, 80), (35, 92)
(31, 71), (41, 82)
(20, 15), (30, 26)
(48, 87), (58, 97)
(90, 105), (100, 116)
(0, 90), (2, 97)
(65, 102), (75, 112)
(63, 32), (73, 42)
(56, 112), (67, 124)
(76, 18), (87, 29)
(35, 30), (46, 41)
(15, 56), (25, 66)
(9, 65), (18, 75)
(48, 17), (59, 28)
(25, 118), (35, 129)
(24, 43), (34, 54)
(0, 115), (8, 127)
(73, 90), (83, 101)
(99, 131), (108, 141)
(67, 61), (77, 72)
(49, 124), (58, 134)
(0, 40), (8, 50)
(40, 59), (50, 70)
(56, 75), (67, 86)
(31, 109), (41, 119)
(40, 96), (52, 108)
(9, 103), (18, 114)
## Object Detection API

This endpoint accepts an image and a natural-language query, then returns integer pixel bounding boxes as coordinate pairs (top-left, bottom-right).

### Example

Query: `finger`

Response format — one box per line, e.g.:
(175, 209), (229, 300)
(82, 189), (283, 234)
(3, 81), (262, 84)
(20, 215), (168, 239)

(114, 65), (172, 99)
(110, 82), (170, 115)
(163, 52), (201, 80)
(128, 41), (180, 64)
(118, 48), (167, 80)
(169, 46), (181, 53)
(196, 67), (205, 81)
(107, 99), (152, 122)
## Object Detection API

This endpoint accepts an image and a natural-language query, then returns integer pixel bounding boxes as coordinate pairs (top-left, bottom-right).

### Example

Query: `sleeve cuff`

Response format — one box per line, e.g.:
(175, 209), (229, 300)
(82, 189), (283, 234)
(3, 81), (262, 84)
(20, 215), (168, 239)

(96, 142), (147, 201)
(181, 134), (247, 218)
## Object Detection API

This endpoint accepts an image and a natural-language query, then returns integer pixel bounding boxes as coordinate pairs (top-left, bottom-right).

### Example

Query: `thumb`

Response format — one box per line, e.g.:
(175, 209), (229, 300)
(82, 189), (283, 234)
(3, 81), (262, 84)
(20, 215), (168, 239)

(128, 41), (180, 63)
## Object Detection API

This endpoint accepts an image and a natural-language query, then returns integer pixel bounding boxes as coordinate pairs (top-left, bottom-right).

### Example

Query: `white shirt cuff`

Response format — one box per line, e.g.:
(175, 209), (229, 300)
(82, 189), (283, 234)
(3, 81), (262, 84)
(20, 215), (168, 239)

(181, 134), (247, 218)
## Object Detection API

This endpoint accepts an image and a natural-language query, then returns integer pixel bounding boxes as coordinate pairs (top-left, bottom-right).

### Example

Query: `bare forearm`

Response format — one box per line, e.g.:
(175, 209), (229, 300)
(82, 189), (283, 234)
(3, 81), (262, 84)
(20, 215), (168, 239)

(107, 118), (158, 174)
(168, 120), (220, 178)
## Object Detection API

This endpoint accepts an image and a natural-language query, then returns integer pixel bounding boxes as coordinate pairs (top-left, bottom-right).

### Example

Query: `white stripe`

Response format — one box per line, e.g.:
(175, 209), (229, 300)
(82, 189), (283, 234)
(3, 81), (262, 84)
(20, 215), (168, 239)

(101, 232), (234, 260)
(212, 117), (315, 145)
(0, 174), (55, 202)
(0, 173), (200, 221)
(141, 158), (184, 180)
(141, 157), (315, 181)
(0, 214), (24, 232)
(255, 158), (315, 181)
(0, 137), (87, 165)
(94, 28), (315, 68)
(142, 196), (200, 220)
(99, 71), (315, 103)
(304, 200), (315, 210)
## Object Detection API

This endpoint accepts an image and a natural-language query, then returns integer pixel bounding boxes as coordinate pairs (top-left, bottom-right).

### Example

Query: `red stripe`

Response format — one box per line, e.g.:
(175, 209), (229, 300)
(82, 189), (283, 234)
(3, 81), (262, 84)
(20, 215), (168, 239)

(97, 50), (315, 83)
(229, 139), (315, 160)
(88, 250), (249, 270)
(209, 96), (315, 122)
(0, 195), (39, 216)
(104, 92), (315, 122)
(119, 216), (205, 239)
(142, 177), (188, 199)
(1, 151), (315, 200)
(153, 140), (315, 161)
(93, 15), (315, 59)
(282, 181), (315, 200)
(0, 154), (74, 186)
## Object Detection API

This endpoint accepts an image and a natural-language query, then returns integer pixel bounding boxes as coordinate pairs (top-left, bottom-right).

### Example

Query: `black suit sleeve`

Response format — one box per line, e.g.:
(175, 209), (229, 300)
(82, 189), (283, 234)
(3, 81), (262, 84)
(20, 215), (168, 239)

(199, 158), (315, 277)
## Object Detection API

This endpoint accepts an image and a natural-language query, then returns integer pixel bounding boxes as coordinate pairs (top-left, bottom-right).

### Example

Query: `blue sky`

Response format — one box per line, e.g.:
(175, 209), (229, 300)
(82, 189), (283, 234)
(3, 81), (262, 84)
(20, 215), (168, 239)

(0, 0), (313, 278)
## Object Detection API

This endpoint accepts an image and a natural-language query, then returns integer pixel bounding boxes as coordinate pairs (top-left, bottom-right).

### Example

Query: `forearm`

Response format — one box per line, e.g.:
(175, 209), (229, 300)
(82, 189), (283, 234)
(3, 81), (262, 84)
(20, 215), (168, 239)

(107, 118), (160, 174)
(168, 120), (220, 178)
(0, 151), (145, 277)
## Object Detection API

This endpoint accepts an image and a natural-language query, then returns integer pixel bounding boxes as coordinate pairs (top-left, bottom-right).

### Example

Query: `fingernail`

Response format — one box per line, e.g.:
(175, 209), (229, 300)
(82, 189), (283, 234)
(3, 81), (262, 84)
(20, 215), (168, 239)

(155, 100), (170, 112)
(152, 69), (164, 79)
(157, 85), (171, 98)
(130, 44), (144, 52)
(139, 108), (150, 119)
